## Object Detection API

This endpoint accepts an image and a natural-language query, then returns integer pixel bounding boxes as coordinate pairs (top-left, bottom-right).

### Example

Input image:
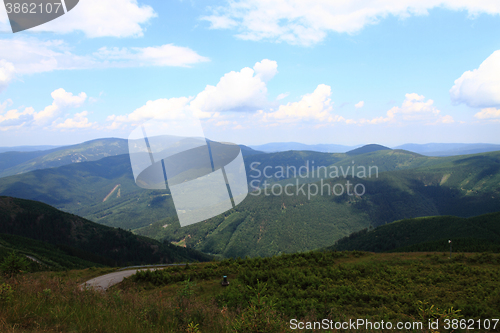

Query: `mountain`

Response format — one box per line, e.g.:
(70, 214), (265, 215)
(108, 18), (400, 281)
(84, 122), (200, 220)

(328, 212), (500, 253)
(0, 149), (344, 230)
(249, 142), (359, 153)
(0, 196), (211, 266)
(394, 143), (500, 156)
(346, 144), (391, 156)
(0, 138), (263, 179)
(1, 145), (499, 258)
(0, 138), (129, 178)
(0, 145), (61, 153)
(237, 144), (265, 156)
(135, 150), (500, 258)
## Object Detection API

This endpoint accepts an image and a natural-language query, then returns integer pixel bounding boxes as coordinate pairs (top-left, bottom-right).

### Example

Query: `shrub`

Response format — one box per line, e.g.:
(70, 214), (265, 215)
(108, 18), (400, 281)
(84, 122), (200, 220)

(0, 283), (14, 303)
(0, 251), (29, 276)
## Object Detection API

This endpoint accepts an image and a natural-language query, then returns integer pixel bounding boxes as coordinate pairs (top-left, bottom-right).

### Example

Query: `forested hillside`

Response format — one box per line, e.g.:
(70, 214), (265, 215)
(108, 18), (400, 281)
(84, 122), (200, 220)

(0, 196), (211, 266)
(138, 151), (500, 258)
(330, 212), (500, 253)
(0, 148), (499, 258)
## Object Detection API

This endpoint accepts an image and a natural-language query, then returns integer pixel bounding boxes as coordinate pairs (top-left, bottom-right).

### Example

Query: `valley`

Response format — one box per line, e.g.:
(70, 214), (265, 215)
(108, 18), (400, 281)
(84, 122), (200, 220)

(0, 139), (498, 259)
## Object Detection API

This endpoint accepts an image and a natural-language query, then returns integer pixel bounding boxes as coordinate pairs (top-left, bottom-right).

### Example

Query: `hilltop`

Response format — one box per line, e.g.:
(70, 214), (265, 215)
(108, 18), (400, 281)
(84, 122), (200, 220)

(346, 144), (391, 156)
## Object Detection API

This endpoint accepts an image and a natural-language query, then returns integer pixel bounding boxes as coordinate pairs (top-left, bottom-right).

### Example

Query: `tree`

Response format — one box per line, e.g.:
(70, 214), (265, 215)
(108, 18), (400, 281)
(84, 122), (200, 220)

(0, 251), (29, 276)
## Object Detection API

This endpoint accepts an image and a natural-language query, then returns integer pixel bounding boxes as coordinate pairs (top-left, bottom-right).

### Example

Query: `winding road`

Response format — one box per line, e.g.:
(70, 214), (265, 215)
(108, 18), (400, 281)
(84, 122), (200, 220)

(81, 264), (187, 291)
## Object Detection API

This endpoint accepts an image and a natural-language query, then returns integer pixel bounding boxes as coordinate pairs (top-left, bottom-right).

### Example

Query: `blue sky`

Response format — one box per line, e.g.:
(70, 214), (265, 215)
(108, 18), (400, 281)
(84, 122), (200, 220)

(0, 0), (499, 147)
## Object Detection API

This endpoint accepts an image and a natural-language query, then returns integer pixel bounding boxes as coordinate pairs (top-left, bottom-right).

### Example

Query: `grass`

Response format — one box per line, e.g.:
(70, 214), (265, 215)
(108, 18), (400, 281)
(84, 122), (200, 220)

(1, 251), (500, 332)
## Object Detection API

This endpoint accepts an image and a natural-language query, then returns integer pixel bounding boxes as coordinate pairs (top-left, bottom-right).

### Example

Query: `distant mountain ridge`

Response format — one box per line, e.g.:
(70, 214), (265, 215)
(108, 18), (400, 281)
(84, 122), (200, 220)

(0, 138), (264, 179)
(249, 142), (360, 153)
(249, 141), (500, 156)
(0, 138), (129, 178)
(394, 143), (500, 156)
(0, 145), (61, 153)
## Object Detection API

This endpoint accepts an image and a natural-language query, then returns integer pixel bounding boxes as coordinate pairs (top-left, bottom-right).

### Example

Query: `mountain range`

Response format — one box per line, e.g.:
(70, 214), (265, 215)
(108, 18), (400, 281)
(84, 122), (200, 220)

(0, 138), (498, 258)
(249, 141), (500, 156)
(394, 143), (500, 156)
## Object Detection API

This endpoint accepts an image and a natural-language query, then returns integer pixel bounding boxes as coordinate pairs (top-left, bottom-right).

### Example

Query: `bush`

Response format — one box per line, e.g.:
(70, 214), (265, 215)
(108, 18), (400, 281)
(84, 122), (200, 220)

(0, 283), (14, 303)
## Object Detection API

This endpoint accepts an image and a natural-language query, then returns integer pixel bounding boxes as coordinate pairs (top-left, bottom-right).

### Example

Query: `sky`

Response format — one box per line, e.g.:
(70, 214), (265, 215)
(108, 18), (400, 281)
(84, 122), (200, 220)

(0, 0), (499, 147)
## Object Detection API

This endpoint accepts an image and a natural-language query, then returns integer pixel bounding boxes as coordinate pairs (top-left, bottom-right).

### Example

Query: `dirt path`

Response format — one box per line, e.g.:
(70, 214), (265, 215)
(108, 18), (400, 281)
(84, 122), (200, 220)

(103, 184), (120, 202)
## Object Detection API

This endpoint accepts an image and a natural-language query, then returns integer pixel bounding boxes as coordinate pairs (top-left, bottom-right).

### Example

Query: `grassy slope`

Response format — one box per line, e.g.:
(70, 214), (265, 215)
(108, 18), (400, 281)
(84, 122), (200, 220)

(0, 233), (106, 270)
(2, 251), (499, 332)
(0, 196), (211, 266)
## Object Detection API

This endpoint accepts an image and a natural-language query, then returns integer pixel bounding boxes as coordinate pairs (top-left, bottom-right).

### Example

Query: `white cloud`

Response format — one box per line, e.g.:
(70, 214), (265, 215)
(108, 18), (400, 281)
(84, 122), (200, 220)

(0, 38), (210, 76)
(203, 0), (500, 46)
(261, 84), (345, 123)
(107, 59), (279, 129)
(0, 60), (15, 93)
(0, 99), (12, 113)
(0, 88), (88, 130)
(34, 88), (87, 125)
(450, 50), (500, 108)
(94, 44), (210, 67)
(276, 93), (289, 100)
(474, 107), (500, 119)
(0, 0), (156, 38)
(108, 97), (192, 126)
(0, 106), (34, 131)
(55, 111), (95, 129)
(190, 59), (276, 113)
(360, 93), (453, 124)
(355, 101), (364, 108)
(0, 38), (96, 74)
(435, 115), (455, 124)
(253, 59), (278, 82)
(215, 120), (231, 126)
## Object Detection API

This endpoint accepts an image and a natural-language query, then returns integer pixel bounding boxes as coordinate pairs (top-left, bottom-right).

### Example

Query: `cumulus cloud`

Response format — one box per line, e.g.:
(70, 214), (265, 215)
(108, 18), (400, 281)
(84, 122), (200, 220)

(107, 59), (279, 128)
(108, 62), (352, 129)
(190, 59), (277, 113)
(450, 50), (500, 108)
(55, 111), (95, 129)
(0, 38), (209, 76)
(0, 88), (89, 131)
(0, 0), (156, 38)
(474, 107), (500, 119)
(0, 60), (15, 93)
(34, 88), (87, 125)
(253, 59), (278, 82)
(202, 0), (500, 46)
(0, 106), (34, 131)
(107, 97), (192, 128)
(361, 93), (453, 124)
(261, 84), (345, 123)
(355, 101), (364, 108)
